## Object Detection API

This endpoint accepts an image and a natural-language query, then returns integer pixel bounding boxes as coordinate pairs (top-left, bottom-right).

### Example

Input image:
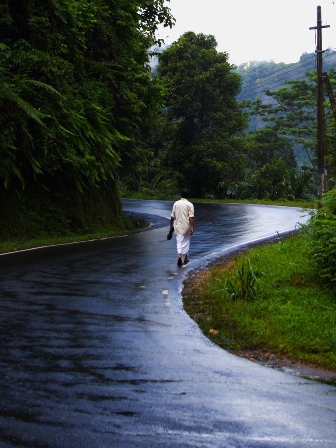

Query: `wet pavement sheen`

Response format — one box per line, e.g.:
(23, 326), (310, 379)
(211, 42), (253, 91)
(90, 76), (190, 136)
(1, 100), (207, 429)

(0, 200), (335, 448)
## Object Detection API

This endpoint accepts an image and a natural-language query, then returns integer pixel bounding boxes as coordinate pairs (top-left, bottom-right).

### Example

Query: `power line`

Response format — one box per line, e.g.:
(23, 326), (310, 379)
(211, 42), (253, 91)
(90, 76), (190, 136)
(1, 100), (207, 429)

(237, 50), (336, 101)
(238, 60), (314, 97)
(239, 50), (336, 94)
(239, 58), (314, 93)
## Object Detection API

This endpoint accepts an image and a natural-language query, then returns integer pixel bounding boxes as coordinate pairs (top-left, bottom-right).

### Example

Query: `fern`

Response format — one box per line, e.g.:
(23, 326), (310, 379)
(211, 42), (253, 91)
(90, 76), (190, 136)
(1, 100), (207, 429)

(23, 80), (62, 97)
(2, 87), (47, 125)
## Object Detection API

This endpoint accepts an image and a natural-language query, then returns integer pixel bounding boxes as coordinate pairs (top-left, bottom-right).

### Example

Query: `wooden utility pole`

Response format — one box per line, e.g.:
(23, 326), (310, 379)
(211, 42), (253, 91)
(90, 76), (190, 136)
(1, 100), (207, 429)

(310, 6), (330, 203)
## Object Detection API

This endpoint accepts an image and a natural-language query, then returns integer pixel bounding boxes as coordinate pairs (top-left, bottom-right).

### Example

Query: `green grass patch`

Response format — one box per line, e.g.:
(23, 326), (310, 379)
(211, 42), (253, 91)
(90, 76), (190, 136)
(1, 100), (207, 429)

(183, 233), (336, 372)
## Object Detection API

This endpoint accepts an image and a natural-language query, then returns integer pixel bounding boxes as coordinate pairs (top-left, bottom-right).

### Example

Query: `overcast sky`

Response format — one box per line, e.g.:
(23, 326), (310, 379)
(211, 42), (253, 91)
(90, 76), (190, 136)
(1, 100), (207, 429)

(157, 0), (336, 65)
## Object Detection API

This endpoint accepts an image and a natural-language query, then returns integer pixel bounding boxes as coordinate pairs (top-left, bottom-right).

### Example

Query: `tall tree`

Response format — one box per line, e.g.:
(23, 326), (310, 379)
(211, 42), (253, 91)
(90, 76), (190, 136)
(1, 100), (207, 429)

(157, 32), (247, 197)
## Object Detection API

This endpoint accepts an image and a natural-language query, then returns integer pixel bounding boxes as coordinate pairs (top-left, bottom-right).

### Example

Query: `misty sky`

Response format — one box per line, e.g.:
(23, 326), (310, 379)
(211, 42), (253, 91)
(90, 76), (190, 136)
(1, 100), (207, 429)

(157, 0), (336, 65)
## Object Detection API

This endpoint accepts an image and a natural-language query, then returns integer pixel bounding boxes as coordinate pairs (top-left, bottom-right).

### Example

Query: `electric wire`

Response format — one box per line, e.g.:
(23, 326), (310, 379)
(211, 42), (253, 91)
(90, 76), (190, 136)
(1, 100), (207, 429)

(237, 50), (336, 102)
(247, 50), (335, 85)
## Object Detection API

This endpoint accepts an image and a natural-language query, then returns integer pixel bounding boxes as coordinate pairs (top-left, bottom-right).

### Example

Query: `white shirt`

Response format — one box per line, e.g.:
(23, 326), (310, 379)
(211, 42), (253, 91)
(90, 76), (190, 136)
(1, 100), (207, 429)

(171, 198), (194, 235)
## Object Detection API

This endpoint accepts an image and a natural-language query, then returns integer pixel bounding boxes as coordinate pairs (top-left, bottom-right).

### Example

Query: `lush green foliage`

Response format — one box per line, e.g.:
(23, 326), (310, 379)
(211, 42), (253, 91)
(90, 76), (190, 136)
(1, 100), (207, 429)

(152, 40), (324, 201)
(0, 0), (174, 235)
(157, 32), (247, 197)
(285, 168), (315, 200)
(309, 188), (336, 285)
(246, 126), (296, 172)
(183, 232), (336, 372)
(251, 157), (289, 200)
(0, 0), (175, 190)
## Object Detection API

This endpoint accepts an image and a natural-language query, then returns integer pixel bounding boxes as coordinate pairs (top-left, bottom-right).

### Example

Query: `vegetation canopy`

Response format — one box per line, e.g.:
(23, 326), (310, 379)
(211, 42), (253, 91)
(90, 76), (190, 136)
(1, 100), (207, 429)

(0, 0), (174, 237)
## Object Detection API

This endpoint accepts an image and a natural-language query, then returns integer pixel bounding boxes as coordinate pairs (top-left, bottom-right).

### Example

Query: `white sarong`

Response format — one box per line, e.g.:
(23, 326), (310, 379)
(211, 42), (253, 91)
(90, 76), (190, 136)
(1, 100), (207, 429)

(176, 233), (190, 256)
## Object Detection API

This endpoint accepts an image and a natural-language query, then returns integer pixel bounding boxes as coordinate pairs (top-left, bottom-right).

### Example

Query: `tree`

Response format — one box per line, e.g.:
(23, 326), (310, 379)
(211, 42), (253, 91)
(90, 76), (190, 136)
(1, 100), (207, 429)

(157, 32), (247, 198)
(0, 0), (174, 236)
(252, 75), (318, 169)
(285, 168), (314, 200)
(249, 69), (336, 194)
(246, 126), (296, 172)
(250, 157), (288, 200)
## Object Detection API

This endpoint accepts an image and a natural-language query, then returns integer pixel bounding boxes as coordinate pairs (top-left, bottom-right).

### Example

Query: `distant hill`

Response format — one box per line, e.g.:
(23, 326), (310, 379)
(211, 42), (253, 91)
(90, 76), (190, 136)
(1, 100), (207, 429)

(235, 50), (336, 167)
(236, 50), (336, 103)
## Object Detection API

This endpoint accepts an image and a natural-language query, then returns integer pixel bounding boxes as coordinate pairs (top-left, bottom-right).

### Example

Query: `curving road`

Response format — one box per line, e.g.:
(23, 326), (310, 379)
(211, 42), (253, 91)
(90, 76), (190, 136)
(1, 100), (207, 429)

(0, 200), (335, 448)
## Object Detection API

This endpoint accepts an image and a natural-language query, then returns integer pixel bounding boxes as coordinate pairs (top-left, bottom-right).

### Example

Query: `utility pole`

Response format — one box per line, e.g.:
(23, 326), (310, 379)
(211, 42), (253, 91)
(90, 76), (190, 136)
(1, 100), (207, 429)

(310, 6), (330, 203)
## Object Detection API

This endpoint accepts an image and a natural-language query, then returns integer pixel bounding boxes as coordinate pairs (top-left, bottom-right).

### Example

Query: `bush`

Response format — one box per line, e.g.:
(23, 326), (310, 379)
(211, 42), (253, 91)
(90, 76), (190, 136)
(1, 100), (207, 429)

(309, 188), (336, 285)
(215, 258), (263, 301)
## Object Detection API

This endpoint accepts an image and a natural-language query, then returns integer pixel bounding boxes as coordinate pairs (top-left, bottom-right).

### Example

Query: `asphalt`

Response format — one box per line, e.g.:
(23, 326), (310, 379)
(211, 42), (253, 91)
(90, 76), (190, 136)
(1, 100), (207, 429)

(0, 200), (335, 448)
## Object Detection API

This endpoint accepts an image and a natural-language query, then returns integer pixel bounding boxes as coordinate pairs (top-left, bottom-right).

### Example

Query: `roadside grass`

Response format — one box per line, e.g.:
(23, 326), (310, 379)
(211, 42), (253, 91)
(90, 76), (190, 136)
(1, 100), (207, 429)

(0, 214), (147, 254)
(183, 232), (336, 373)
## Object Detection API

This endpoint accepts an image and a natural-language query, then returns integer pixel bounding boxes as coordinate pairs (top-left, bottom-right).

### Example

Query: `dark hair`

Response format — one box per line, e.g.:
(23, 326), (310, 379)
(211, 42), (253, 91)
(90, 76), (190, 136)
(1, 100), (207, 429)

(181, 187), (189, 198)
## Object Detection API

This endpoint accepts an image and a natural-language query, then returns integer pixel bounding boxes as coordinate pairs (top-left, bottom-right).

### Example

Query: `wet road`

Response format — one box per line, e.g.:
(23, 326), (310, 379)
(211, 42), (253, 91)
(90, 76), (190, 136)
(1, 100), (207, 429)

(0, 200), (335, 448)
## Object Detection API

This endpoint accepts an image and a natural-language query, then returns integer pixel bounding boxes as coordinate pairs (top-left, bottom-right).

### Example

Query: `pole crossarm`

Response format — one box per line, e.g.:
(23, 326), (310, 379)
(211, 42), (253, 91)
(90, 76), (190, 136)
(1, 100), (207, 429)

(309, 25), (330, 30)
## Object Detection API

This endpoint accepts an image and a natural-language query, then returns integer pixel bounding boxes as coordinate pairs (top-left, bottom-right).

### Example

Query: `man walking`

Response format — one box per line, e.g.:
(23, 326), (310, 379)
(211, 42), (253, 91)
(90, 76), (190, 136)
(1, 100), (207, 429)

(170, 188), (194, 266)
